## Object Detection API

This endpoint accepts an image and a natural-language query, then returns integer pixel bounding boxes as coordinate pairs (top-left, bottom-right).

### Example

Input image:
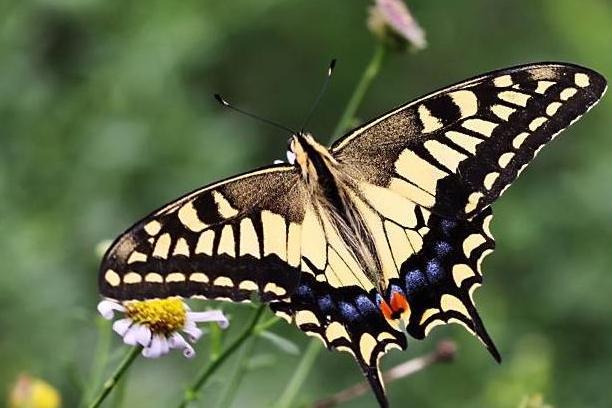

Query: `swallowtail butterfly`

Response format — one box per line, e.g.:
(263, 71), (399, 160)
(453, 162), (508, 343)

(99, 63), (606, 407)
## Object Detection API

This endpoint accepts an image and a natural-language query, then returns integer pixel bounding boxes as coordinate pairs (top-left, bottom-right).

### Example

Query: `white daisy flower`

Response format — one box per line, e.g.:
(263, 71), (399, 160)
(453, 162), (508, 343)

(97, 297), (228, 359)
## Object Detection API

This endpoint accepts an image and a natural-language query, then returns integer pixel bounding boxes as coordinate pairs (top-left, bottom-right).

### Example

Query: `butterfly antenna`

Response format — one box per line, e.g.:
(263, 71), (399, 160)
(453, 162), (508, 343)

(300, 59), (337, 134)
(214, 94), (297, 135)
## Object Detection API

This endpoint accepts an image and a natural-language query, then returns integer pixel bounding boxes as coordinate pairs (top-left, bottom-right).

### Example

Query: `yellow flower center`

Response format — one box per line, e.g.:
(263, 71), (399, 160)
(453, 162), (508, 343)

(125, 297), (187, 335)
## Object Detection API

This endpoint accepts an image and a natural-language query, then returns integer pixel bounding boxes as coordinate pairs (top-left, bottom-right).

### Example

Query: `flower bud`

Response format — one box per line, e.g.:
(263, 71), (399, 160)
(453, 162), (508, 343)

(368, 0), (426, 51)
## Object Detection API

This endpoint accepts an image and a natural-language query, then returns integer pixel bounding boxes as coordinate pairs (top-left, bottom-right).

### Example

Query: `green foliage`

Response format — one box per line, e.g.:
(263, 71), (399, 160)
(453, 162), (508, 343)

(1, 0), (611, 406)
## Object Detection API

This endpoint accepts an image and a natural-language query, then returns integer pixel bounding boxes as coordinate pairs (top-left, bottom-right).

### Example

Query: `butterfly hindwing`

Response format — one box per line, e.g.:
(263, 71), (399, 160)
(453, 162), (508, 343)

(332, 63), (607, 219)
(270, 267), (407, 408)
(99, 165), (305, 302)
(354, 182), (499, 358)
(397, 207), (499, 360)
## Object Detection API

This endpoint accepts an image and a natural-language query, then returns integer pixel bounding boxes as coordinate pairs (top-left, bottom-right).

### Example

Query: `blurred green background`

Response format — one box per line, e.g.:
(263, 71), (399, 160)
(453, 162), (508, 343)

(1, 0), (611, 407)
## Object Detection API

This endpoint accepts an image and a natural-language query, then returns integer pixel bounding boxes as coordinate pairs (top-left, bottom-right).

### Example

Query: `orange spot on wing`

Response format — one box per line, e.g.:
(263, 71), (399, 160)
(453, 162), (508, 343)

(390, 292), (410, 313)
(379, 299), (394, 320)
(380, 292), (411, 320)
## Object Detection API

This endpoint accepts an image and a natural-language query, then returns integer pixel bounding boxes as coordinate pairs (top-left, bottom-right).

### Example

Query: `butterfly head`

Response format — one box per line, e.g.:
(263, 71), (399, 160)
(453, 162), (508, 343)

(288, 133), (337, 181)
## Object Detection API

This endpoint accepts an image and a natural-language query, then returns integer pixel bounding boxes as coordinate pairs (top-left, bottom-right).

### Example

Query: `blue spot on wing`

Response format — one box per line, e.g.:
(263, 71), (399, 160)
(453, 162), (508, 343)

(435, 241), (452, 256)
(318, 295), (334, 313)
(441, 219), (456, 235)
(390, 284), (402, 293)
(426, 259), (443, 282)
(297, 284), (313, 299)
(355, 295), (377, 314)
(405, 269), (427, 292)
(339, 302), (360, 321)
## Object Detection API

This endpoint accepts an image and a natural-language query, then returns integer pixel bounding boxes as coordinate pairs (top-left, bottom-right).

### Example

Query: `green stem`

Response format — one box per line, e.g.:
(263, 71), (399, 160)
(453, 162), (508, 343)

(215, 315), (282, 407)
(273, 339), (322, 408)
(215, 335), (260, 408)
(111, 367), (129, 408)
(331, 43), (387, 141)
(177, 304), (267, 408)
(209, 312), (284, 408)
(81, 317), (112, 407)
(88, 346), (141, 408)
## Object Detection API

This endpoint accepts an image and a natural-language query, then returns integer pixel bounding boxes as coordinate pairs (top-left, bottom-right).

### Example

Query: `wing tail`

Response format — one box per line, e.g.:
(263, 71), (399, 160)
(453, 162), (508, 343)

(359, 360), (389, 408)
(464, 295), (501, 363)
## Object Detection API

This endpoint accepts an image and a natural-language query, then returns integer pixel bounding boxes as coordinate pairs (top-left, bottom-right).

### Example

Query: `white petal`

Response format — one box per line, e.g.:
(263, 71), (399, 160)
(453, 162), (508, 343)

(97, 300), (125, 320)
(112, 318), (133, 337)
(188, 310), (229, 329)
(182, 322), (203, 342)
(169, 333), (196, 358)
(159, 336), (170, 355)
(123, 324), (143, 346)
(182, 343), (195, 358)
(133, 324), (152, 347)
(142, 335), (164, 358)
(167, 332), (184, 348)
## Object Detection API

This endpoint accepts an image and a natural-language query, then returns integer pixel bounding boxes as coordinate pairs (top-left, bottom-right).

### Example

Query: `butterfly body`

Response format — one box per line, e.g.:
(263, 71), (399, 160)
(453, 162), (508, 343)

(291, 133), (389, 294)
(99, 62), (606, 407)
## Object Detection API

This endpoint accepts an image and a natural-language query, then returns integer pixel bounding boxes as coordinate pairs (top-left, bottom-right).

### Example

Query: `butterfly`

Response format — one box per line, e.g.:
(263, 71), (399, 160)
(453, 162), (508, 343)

(98, 62), (606, 407)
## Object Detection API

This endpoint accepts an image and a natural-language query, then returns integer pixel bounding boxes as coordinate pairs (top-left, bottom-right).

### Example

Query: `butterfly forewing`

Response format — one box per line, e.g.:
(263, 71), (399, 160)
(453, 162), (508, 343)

(99, 165), (305, 302)
(332, 63), (607, 219)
